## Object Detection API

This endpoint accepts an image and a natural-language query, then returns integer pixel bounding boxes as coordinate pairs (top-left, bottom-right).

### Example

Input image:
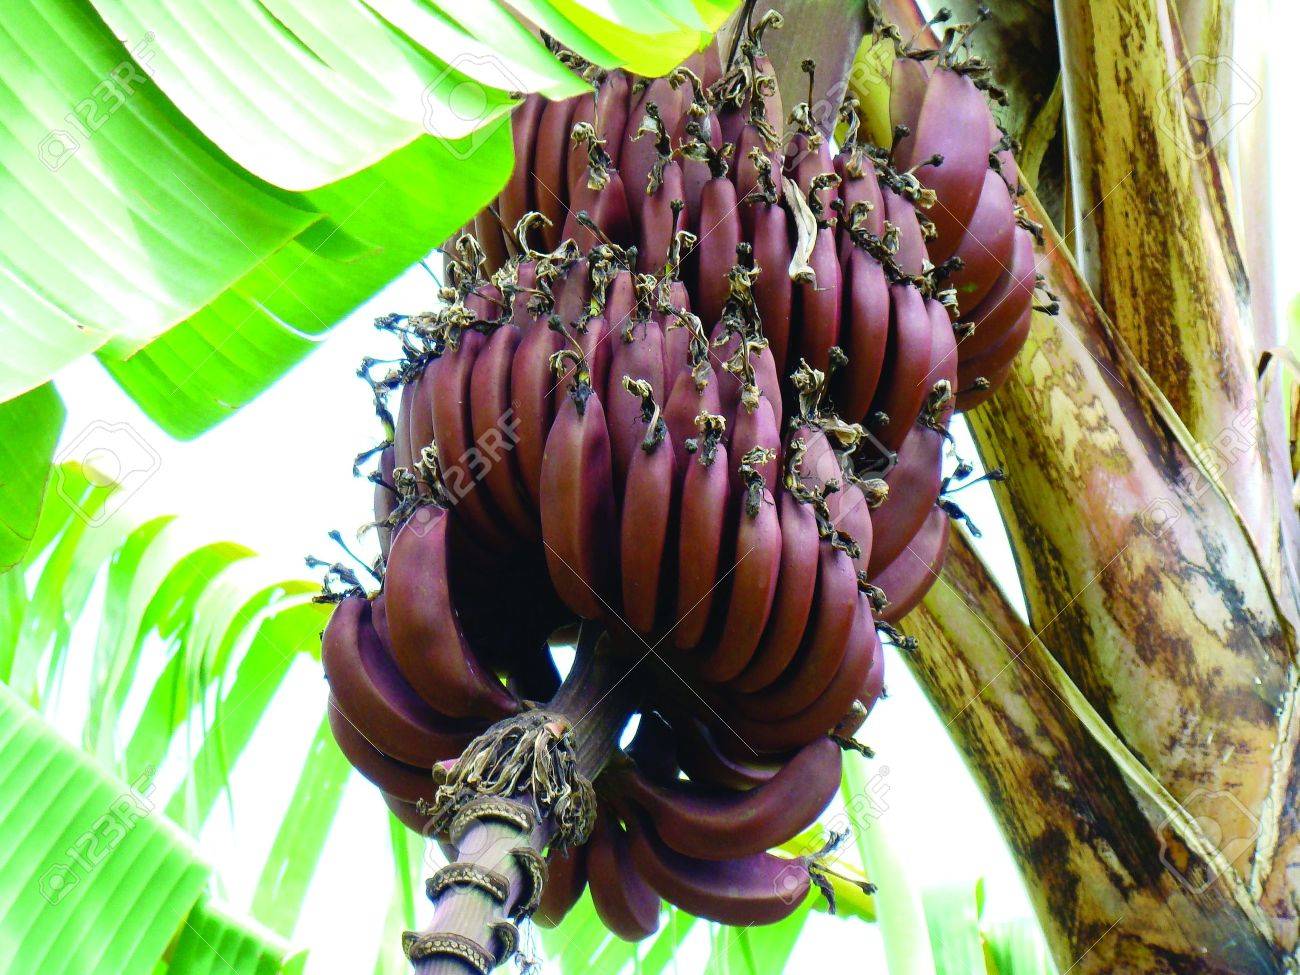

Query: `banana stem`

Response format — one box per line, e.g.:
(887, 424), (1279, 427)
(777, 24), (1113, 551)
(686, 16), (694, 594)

(409, 627), (641, 974)
(549, 629), (644, 779)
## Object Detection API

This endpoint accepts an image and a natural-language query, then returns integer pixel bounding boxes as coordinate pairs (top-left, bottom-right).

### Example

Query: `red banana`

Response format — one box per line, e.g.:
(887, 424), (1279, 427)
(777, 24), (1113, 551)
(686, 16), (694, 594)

(958, 358), (1015, 411)
(566, 72), (631, 194)
(620, 394), (679, 635)
(889, 55), (932, 144)
(695, 176), (743, 327)
(698, 478), (782, 683)
(510, 316), (563, 510)
(882, 187), (927, 279)
(322, 596), (480, 767)
(534, 95), (579, 248)
(794, 226), (844, 373)
(726, 594), (878, 752)
(729, 394), (781, 495)
(833, 245), (891, 429)
(711, 323), (781, 433)
(611, 736), (841, 860)
(872, 506), (951, 624)
(326, 695), (435, 805)
(867, 292), (955, 574)
(469, 323), (537, 539)
(428, 329), (513, 551)
(945, 168), (1017, 312)
(957, 305), (1031, 391)
(957, 226), (1036, 359)
(898, 67), (991, 260)
(867, 282), (933, 452)
(667, 709), (779, 791)
(637, 160), (686, 273)
(586, 812), (661, 941)
(628, 816), (809, 925)
(663, 358), (721, 481)
(730, 492), (820, 692)
(733, 538), (860, 720)
(541, 379), (618, 620)
(672, 415), (731, 650)
(393, 380), (415, 474)
(607, 319), (667, 489)
(383, 514), (518, 719)
(475, 209), (509, 276)
(535, 845), (588, 928)
(498, 96), (545, 240)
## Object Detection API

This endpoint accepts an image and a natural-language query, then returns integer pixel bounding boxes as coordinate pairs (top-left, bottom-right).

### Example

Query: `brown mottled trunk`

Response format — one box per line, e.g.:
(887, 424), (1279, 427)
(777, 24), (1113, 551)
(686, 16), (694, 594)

(910, 534), (1282, 973)
(855, 1), (1300, 971)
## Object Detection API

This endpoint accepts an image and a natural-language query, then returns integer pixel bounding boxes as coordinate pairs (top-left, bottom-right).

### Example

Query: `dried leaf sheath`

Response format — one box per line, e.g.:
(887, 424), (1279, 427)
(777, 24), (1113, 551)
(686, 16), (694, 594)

(909, 533), (1282, 973)
(1055, 0), (1300, 610)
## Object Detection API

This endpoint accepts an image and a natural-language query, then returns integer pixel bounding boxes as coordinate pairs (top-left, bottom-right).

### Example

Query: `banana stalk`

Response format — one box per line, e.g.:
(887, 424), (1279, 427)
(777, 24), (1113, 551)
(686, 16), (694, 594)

(1230, 0), (1276, 352)
(1177, 0), (1235, 139)
(965, 189), (1297, 917)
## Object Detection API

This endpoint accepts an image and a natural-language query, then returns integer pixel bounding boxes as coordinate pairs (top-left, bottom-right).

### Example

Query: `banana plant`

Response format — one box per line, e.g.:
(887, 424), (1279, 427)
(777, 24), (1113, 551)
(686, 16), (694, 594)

(0, 463), (327, 972)
(842, 1), (1300, 971)
(4, 0), (1293, 973)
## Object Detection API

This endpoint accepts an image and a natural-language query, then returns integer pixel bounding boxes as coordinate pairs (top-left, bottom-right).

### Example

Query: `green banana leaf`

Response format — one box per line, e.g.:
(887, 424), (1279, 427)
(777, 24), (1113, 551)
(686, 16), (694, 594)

(703, 900), (812, 973)
(166, 895), (291, 975)
(0, 383), (64, 570)
(983, 918), (1057, 975)
(922, 884), (987, 975)
(917, 882), (1058, 975)
(0, 463), (357, 970)
(251, 715), (354, 937)
(3, 0), (734, 411)
(0, 678), (205, 974)
(0, 679), (299, 975)
(843, 752), (936, 975)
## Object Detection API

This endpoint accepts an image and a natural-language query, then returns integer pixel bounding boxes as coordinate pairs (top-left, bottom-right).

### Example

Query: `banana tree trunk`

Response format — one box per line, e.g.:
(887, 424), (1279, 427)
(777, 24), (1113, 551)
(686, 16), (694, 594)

(1053, 0), (1298, 616)
(858, 1), (1300, 970)
(911, 533), (1281, 973)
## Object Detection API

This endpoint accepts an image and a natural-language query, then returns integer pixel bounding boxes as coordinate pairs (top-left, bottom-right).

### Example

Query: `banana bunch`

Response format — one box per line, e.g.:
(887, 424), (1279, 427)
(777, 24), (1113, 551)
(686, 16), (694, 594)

(323, 9), (1040, 972)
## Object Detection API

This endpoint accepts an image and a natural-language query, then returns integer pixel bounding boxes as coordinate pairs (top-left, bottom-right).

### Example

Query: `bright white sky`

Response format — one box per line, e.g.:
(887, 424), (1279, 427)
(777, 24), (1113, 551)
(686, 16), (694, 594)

(46, 11), (1297, 972)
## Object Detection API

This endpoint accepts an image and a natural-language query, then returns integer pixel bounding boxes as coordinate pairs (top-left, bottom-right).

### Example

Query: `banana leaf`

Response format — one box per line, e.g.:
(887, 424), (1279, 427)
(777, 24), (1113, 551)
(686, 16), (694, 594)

(0, 383), (64, 569)
(0, 463), (375, 970)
